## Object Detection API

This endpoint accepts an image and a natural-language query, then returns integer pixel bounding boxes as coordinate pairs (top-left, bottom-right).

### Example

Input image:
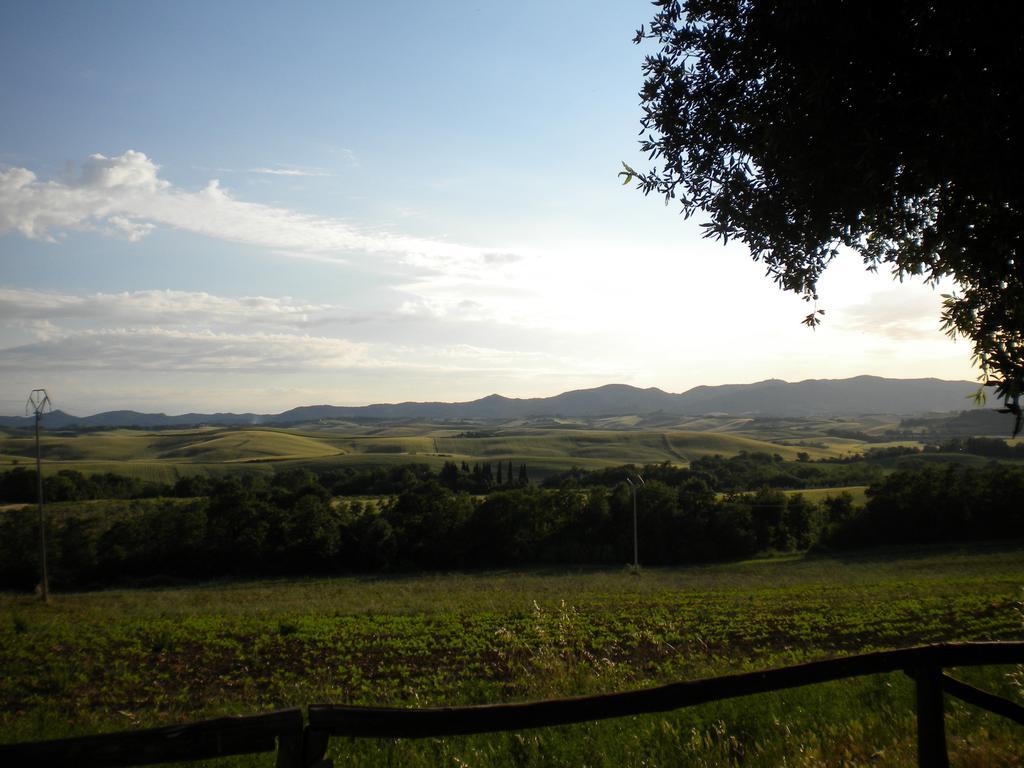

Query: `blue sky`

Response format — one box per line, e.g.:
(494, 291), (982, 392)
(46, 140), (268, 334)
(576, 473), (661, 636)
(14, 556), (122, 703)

(0, 1), (975, 415)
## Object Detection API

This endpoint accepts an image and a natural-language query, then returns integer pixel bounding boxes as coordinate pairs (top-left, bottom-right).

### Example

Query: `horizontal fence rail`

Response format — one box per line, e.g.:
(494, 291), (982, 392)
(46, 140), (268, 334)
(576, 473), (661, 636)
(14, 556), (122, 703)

(939, 672), (1024, 726)
(1, 642), (1022, 768)
(0, 708), (303, 768)
(306, 641), (1024, 740)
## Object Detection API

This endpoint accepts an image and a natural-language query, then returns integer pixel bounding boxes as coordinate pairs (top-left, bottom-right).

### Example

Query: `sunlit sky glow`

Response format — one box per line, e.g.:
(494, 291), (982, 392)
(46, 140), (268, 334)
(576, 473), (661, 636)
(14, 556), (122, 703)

(0, 1), (975, 415)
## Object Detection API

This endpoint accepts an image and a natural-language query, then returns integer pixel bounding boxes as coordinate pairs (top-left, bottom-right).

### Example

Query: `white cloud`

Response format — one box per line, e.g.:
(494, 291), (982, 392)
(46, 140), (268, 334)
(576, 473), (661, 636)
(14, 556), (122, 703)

(838, 288), (945, 341)
(78, 150), (167, 190)
(104, 215), (156, 241)
(5, 318), (61, 342)
(482, 252), (523, 264)
(0, 151), (577, 335)
(0, 150), (485, 264)
(250, 166), (332, 177)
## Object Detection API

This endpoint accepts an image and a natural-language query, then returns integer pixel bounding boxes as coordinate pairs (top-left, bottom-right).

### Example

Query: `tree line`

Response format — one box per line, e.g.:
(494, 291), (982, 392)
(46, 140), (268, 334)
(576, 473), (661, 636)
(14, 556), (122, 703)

(1, 461), (1022, 590)
(0, 459), (530, 505)
(5, 438), (1021, 506)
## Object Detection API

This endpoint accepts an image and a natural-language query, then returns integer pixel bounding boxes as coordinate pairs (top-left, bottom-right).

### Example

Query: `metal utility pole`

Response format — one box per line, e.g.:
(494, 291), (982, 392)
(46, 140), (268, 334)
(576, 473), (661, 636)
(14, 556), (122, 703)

(625, 473), (644, 572)
(26, 389), (51, 602)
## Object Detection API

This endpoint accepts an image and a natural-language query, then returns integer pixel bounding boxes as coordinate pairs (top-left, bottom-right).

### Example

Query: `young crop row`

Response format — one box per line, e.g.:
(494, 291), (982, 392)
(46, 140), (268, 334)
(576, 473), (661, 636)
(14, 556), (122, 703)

(3, 553), (1023, 765)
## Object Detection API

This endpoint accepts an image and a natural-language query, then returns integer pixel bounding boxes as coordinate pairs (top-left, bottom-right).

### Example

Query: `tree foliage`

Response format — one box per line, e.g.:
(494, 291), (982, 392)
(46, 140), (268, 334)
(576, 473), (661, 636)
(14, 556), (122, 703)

(5, 459), (1024, 588)
(626, 1), (1024, 431)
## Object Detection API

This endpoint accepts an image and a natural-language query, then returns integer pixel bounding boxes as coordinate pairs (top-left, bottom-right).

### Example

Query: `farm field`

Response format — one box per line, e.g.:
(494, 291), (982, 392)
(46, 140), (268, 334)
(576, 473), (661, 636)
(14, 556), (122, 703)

(783, 485), (869, 506)
(1, 543), (1022, 766)
(721, 486), (871, 506)
(0, 421), (887, 483)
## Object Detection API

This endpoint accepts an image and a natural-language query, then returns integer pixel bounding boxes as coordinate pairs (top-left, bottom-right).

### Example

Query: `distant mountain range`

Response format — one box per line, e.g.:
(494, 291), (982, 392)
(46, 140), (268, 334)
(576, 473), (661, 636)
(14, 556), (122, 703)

(0, 376), (986, 430)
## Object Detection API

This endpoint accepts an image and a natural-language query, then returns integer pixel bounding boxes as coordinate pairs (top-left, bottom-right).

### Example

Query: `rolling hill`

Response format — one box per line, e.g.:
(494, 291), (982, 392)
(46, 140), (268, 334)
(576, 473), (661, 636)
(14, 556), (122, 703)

(0, 375), (985, 429)
(0, 424), (841, 481)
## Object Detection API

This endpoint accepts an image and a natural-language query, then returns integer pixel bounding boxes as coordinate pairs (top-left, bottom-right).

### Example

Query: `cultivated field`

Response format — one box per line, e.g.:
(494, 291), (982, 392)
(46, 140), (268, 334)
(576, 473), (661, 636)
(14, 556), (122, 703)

(782, 485), (870, 506)
(0, 419), (887, 482)
(2, 544), (1022, 765)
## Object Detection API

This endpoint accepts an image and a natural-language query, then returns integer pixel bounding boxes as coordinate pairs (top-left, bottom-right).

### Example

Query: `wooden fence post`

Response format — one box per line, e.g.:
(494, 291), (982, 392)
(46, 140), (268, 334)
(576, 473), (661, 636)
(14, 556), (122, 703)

(302, 727), (331, 768)
(912, 666), (949, 768)
(274, 709), (305, 768)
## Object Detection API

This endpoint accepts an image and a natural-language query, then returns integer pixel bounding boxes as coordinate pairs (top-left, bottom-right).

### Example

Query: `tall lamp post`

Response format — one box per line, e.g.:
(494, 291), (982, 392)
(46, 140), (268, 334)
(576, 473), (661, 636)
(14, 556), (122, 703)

(26, 389), (51, 603)
(625, 473), (644, 572)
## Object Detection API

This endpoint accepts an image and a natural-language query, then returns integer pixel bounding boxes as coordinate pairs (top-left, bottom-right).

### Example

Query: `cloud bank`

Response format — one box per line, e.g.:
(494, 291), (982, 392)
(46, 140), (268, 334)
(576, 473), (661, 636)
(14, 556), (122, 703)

(0, 287), (334, 329)
(0, 287), (575, 381)
(0, 152), (977, 412)
(0, 328), (370, 372)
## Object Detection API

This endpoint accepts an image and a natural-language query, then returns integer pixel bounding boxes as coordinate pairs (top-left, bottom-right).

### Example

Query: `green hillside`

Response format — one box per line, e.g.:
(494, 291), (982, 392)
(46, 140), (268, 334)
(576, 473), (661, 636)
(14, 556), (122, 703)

(0, 421), (919, 481)
(153, 430), (339, 462)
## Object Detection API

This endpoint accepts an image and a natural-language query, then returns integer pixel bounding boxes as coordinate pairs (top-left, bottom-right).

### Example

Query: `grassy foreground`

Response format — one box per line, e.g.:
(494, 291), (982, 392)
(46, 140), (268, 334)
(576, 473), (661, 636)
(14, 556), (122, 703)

(1, 544), (1023, 766)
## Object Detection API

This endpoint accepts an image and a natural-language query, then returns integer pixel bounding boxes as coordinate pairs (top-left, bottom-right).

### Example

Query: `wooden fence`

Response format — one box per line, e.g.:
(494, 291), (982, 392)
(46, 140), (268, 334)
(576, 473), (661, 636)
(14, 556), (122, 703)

(2, 641), (1022, 767)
